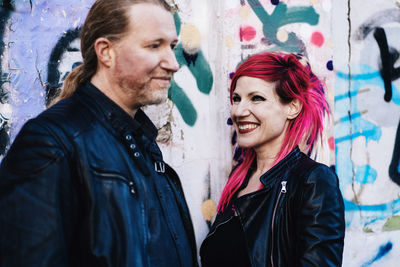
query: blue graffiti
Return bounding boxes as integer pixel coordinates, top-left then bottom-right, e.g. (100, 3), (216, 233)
(361, 242), (393, 267)
(336, 70), (400, 104)
(335, 64), (400, 225)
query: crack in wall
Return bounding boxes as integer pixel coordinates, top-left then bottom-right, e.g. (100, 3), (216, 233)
(346, 0), (360, 209)
(35, 56), (45, 90)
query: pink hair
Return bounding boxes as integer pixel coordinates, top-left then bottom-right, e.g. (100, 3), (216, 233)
(217, 52), (329, 212)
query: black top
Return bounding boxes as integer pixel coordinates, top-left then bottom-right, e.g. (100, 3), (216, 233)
(200, 204), (251, 267)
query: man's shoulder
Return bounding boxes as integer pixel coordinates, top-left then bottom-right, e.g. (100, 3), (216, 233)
(35, 96), (97, 136)
(1, 97), (101, 175)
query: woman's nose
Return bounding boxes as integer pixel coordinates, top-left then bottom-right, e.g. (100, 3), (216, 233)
(231, 101), (251, 117)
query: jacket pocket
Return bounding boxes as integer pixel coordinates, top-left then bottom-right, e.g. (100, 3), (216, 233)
(90, 166), (136, 195)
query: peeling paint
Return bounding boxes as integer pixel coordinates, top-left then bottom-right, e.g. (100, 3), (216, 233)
(156, 122), (172, 144)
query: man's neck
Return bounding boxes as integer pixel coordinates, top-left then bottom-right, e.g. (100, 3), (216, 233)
(90, 73), (138, 117)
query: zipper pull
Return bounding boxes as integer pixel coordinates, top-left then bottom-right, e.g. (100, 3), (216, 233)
(281, 181), (287, 193)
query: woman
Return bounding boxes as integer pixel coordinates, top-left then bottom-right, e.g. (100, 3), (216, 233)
(200, 52), (345, 267)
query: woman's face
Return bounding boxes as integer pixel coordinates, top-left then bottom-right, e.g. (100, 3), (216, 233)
(230, 76), (292, 153)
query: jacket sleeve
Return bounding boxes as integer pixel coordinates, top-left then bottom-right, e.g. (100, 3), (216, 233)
(297, 165), (345, 267)
(0, 120), (76, 266)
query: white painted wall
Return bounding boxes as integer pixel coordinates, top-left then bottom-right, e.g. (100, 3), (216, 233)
(1, 0), (400, 265)
(333, 0), (400, 265)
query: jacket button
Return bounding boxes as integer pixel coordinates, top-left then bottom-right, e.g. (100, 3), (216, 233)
(130, 144), (136, 150)
(134, 152), (140, 157)
(126, 135), (132, 141)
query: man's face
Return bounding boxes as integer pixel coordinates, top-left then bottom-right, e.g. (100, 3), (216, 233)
(111, 3), (179, 108)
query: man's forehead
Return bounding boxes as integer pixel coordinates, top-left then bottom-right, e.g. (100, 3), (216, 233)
(127, 4), (174, 26)
(127, 3), (177, 39)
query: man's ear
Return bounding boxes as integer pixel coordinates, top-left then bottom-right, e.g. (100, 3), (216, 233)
(94, 37), (114, 68)
(287, 98), (302, 120)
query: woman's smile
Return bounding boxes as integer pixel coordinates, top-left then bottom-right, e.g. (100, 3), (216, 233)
(237, 121), (259, 134)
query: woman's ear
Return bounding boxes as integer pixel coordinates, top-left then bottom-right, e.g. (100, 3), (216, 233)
(94, 37), (114, 68)
(287, 98), (302, 119)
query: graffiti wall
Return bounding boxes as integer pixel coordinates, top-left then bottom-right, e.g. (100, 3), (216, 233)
(1, 0), (399, 266)
(333, 0), (400, 265)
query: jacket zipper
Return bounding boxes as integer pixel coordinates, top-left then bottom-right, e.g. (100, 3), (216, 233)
(270, 181), (287, 267)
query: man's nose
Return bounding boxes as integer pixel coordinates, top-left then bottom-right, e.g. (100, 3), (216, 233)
(161, 47), (179, 72)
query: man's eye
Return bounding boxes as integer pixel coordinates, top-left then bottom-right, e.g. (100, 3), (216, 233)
(232, 96), (241, 103)
(252, 95), (265, 101)
(170, 43), (177, 50)
(149, 43), (160, 49)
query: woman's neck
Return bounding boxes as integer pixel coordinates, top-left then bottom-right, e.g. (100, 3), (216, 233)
(253, 143), (282, 174)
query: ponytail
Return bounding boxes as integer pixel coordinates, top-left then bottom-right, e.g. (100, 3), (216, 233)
(49, 63), (95, 106)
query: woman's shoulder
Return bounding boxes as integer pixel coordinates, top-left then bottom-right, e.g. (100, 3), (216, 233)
(293, 153), (339, 187)
(292, 153), (340, 195)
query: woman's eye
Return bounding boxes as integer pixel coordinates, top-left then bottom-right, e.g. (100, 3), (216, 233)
(252, 95), (265, 101)
(232, 95), (241, 103)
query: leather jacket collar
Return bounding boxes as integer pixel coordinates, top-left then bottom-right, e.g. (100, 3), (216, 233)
(259, 147), (302, 188)
(207, 147), (303, 233)
(76, 81), (158, 141)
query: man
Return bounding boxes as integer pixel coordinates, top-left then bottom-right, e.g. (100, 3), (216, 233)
(0, 0), (197, 266)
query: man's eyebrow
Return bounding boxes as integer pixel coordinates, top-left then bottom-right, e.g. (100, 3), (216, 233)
(145, 37), (178, 43)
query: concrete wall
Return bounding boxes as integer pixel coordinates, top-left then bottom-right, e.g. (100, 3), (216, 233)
(333, 0), (400, 265)
(0, 0), (399, 265)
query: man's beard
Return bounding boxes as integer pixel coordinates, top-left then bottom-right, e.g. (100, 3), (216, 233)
(146, 85), (169, 105)
(119, 77), (169, 107)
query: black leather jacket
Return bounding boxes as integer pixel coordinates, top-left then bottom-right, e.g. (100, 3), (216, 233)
(0, 82), (197, 266)
(201, 148), (345, 267)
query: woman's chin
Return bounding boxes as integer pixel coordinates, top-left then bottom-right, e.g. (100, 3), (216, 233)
(236, 143), (255, 149)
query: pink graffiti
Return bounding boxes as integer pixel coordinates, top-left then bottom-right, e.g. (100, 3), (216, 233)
(311, 31), (324, 47)
(240, 25), (257, 42)
(328, 136), (335, 150)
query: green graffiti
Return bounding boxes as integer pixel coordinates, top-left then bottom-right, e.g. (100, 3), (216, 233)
(382, 216), (400, 231)
(174, 44), (213, 95)
(174, 12), (181, 34)
(168, 13), (213, 126)
(363, 227), (374, 233)
(247, 0), (319, 52)
(168, 81), (197, 126)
